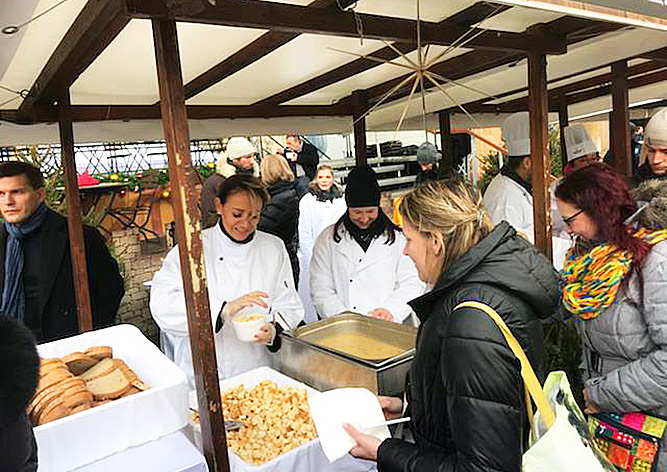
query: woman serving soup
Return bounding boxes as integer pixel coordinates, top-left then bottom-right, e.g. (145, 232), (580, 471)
(150, 174), (304, 385)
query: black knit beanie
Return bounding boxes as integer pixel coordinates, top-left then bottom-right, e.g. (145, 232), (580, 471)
(345, 166), (380, 208)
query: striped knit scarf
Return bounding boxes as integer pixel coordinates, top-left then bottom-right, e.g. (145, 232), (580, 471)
(562, 228), (667, 319)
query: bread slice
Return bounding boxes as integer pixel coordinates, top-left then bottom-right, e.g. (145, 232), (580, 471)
(84, 346), (113, 360)
(80, 357), (115, 381)
(36, 368), (73, 393)
(120, 385), (142, 398)
(70, 403), (92, 415)
(62, 352), (99, 376)
(29, 377), (84, 417)
(62, 390), (94, 409)
(39, 401), (71, 426)
(85, 367), (132, 400)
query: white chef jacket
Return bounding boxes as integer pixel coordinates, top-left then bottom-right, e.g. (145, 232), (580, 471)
(297, 193), (347, 322)
(310, 224), (424, 322)
(483, 173), (571, 270)
(150, 225), (304, 387)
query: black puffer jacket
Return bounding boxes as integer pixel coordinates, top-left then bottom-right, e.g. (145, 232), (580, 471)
(377, 222), (560, 472)
(258, 180), (300, 283)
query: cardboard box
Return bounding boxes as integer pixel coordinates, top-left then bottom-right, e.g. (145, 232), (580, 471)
(189, 366), (376, 472)
(35, 324), (189, 472)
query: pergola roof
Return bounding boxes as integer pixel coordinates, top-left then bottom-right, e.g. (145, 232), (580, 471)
(1, 0), (666, 145)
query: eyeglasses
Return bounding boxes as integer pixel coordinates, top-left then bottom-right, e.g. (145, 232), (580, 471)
(562, 210), (583, 227)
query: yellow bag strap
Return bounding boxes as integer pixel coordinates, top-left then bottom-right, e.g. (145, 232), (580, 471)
(454, 301), (556, 429)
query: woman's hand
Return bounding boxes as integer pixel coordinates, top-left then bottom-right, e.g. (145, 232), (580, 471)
(221, 291), (268, 320)
(368, 308), (394, 322)
(378, 396), (403, 420)
(253, 322), (276, 345)
(342, 423), (381, 461)
(583, 388), (599, 414)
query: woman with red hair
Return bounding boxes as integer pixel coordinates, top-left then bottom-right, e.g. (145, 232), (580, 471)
(555, 163), (667, 469)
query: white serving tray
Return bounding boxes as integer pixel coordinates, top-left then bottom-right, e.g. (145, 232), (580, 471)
(36, 324), (189, 472)
(189, 366), (376, 472)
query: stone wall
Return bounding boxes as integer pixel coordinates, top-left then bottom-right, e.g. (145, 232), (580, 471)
(111, 228), (167, 345)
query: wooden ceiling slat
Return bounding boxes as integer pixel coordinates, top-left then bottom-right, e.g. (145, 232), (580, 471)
(18, 0), (130, 121)
(178, 0), (355, 102)
(126, 0), (565, 53)
(254, 2), (510, 107)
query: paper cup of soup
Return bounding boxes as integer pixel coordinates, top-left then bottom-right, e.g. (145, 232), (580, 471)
(232, 310), (267, 342)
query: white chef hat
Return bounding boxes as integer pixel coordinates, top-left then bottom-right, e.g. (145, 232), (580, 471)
(645, 108), (667, 147)
(564, 124), (598, 162)
(502, 112), (531, 157)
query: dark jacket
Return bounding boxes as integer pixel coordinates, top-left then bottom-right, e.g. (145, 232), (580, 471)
(377, 222), (560, 472)
(633, 161), (667, 187)
(200, 172), (226, 229)
(415, 164), (444, 185)
(258, 180), (300, 283)
(0, 315), (39, 472)
(292, 141), (319, 180)
(0, 208), (125, 343)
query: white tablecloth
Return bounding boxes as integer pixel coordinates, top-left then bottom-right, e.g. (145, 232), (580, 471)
(72, 431), (208, 472)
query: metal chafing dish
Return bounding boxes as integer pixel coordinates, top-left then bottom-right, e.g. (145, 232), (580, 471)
(274, 313), (417, 396)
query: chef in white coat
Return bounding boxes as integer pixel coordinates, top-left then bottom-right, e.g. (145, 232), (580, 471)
(310, 166), (424, 323)
(298, 164), (347, 323)
(482, 112), (570, 270)
(150, 174), (304, 386)
(550, 124), (600, 238)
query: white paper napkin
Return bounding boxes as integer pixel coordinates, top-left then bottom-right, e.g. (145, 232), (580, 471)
(308, 387), (391, 463)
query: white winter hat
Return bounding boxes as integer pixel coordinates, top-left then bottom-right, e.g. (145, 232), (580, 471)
(225, 137), (256, 160)
(564, 124), (598, 162)
(645, 108), (667, 147)
(502, 112), (531, 157)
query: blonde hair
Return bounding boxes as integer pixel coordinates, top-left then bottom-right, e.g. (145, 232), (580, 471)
(260, 154), (294, 186)
(399, 178), (493, 277)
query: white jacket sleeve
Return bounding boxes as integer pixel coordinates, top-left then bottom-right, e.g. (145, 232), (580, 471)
(149, 245), (225, 336)
(380, 246), (425, 322)
(272, 243), (305, 330)
(310, 232), (347, 318)
(150, 246), (190, 337)
(298, 197), (315, 270)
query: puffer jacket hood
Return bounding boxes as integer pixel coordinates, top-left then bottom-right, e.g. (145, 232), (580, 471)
(632, 179), (667, 230)
(412, 221), (561, 321)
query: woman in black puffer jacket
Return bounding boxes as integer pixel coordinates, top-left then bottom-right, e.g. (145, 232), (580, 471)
(345, 178), (561, 472)
(259, 154), (300, 284)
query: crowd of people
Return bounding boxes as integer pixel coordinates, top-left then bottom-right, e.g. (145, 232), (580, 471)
(4, 107), (667, 470)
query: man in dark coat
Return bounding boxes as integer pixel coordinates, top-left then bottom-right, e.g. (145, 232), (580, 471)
(280, 134), (319, 197)
(0, 315), (39, 472)
(0, 161), (124, 342)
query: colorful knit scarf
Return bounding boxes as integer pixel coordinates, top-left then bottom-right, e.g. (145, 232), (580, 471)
(561, 228), (667, 319)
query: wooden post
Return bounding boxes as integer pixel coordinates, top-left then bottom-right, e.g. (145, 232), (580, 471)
(611, 61), (632, 176)
(152, 19), (229, 472)
(58, 89), (93, 333)
(352, 90), (367, 166)
(557, 95), (569, 172)
(528, 52), (552, 261)
(439, 110), (454, 175)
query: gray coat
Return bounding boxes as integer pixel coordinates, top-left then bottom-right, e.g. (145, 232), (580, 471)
(579, 240), (667, 469)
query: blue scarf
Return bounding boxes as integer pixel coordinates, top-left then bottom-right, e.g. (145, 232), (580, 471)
(1, 203), (48, 322)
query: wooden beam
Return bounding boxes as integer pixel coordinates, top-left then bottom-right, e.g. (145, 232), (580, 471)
(528, 52), (552, 261)
(557, 95), (569, 172)
(127, 0), (564, 53)
(152, 18), (228, 472)
(352, 91), (367, 166)
(19, 0), (130, 121)
(254, 2), (511, 106)
(439, 111), (454, 175)
(611, 61), (632, 177)
(58, 89), (94, 333)
(18, 104), (351, 123)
